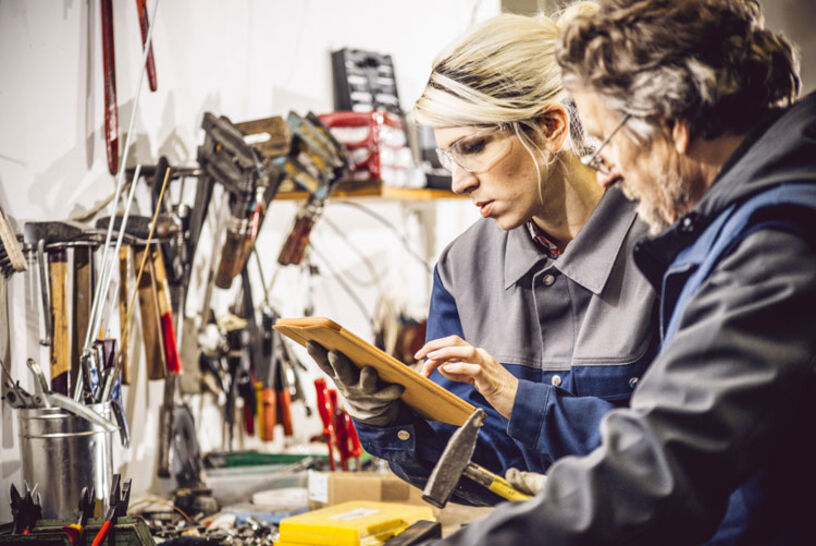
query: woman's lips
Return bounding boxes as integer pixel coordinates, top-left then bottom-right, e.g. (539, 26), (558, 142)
(476, 200), (494, 218)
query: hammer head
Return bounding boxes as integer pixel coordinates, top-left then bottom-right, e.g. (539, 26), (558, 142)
(422, 408), (486, 508)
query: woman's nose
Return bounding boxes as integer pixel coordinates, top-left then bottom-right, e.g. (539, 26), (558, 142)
(450, 164), (479, 194)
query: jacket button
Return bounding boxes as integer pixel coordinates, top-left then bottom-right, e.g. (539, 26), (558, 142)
(551, 375), (562, 387)
(397, 430), (411, 441)
(680, 213), (698, 233)
(629, 377), (639, 389)
(542, 274), (556, 286)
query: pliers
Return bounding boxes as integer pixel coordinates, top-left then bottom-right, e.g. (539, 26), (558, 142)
(9, 482), (42, 535)
(62, 486), (95, 545)
(0, 358), (35, 409)
(91, 474), (131, 546)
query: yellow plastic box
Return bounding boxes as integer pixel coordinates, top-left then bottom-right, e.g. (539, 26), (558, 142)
(275, 500), (435, 546)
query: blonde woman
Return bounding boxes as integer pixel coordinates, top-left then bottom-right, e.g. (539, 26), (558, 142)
(308, 7), (659, 504)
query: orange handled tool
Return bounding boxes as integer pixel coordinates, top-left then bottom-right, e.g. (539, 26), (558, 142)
(92, 474), (131, 546)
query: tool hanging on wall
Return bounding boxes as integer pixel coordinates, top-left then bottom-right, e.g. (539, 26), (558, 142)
(275, 111), (349, 267)
(83, 0), (160, 402)
(134, 0), (158, 92)
(197, 113), (269, 290)
(47, 247), (71, 395)
(222, 316), (248, 449)
(314, 378), (337, 471)
(0, 204), (26, 278)
(100, 0), (119, 175)
(72, 246), (94, 390)
(134, 245), (167, 380)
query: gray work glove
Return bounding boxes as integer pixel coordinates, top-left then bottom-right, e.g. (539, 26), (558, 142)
(505, 467), (547, 496)
(306, 341), (405, 427)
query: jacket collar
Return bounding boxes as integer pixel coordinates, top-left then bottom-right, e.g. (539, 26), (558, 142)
(504, 187), (638, 293)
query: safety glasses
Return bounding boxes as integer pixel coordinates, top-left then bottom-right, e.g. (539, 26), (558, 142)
(435, 127), (514, 174)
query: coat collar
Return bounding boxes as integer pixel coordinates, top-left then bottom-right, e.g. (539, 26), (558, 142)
(504, 187), (638, 294)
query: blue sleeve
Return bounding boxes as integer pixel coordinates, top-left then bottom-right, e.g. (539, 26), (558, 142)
(507, 379), (614, 460)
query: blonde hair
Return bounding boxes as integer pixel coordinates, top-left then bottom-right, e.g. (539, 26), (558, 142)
(414, 4), (598, 162)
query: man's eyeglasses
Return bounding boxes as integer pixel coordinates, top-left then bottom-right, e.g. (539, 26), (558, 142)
(581, 113), (631, 175)
(436, 127), (514, 174)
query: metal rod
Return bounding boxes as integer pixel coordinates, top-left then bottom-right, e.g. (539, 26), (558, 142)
(37, 239), (52, 346)
(83, 0), (161, 355)
(98, 164), (142, 338)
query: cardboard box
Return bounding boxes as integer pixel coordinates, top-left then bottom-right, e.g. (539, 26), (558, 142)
(307, 471), (427, 509)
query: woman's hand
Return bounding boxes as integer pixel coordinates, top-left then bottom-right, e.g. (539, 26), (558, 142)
(415, 336), (518, 419)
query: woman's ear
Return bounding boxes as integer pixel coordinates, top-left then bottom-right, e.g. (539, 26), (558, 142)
(537, 105), (569, 154)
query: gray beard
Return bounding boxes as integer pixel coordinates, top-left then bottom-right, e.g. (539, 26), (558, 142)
(631, 151), (707, 236)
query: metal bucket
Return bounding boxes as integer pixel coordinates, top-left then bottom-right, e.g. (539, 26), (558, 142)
(18, 403), (113, 519)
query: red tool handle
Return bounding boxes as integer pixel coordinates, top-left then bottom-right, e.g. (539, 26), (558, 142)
(152, 248), (181, 374)
(62, 524), (82, 545)
(92, 520), (112, 546)
(314, 378), (336, 471)
(100, 0), (119, 175)
(275, 357), (293, 437)
(134, 0), (157, 91)
(329, 389), (349, 470)
(243, 400), (255, 435)
(343, 411), (363, 457)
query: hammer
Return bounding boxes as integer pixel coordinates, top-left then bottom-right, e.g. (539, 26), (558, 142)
(422, 408), (532, 508)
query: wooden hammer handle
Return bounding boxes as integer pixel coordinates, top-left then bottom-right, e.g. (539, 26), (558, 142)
(49, 248), (71, 395)
(134, 246), (166, 380)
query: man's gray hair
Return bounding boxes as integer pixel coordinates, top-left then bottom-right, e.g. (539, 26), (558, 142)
(556, 0), (801, 143)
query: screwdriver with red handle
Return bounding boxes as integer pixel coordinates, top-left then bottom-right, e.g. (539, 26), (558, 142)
(314, 378), (336, 471)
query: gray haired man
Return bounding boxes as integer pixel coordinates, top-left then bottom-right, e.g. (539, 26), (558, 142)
(430, 0), (816, 544)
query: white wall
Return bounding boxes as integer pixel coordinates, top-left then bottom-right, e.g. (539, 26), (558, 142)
(0, 0), (494, 521)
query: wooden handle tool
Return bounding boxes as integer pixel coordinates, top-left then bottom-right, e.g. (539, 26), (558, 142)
(72, 246), (94, 396)
(49, 248), (71, 395)
(150, 246), (181, 374)
(134, 246), (166, 380)
(118, 245), (132, 384)
(100, 0), (119, 175)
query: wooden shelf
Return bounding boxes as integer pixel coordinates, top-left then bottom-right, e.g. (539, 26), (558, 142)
(274, 186), (466, 201)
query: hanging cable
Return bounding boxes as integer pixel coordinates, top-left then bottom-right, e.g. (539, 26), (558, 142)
(307, 242), (374, 327)
(318, 215), (386, 293)
(329, 199), (433, 274)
